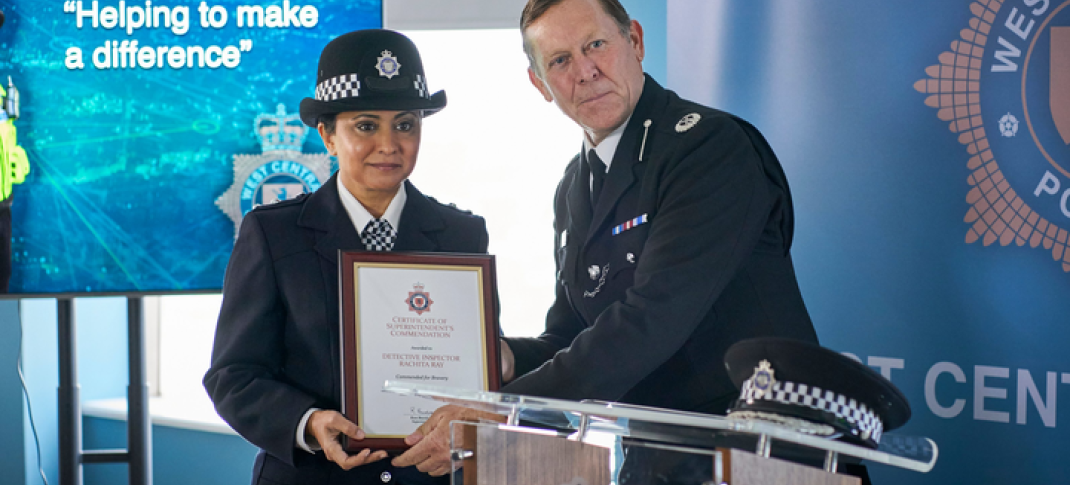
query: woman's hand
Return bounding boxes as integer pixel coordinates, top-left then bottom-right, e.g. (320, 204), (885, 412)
(306, 410), (388, 470)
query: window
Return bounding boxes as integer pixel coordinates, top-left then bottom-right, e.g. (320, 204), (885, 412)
(153, 29), (580, 414)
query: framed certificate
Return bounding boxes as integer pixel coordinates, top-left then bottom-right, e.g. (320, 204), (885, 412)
(339, 251), (501, 451)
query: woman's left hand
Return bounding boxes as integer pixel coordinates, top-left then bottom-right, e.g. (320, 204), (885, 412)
(307, 409), (388, 470)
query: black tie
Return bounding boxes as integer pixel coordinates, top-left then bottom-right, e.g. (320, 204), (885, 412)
(588, 149), (607, 205)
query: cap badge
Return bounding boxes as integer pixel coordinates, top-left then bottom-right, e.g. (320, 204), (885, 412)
(675, 112), (701, 133)
(749, 359), (776, 403)
(376, 50), (401, 79)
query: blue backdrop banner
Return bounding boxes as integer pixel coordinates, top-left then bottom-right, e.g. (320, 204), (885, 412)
(667, 0), (1070, 483)
(0, 0), (379, 294)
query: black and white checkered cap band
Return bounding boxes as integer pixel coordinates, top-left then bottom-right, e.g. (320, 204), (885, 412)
(316, 74), (361, 101)
(739, 377), (885, 444)
(414, 74), (429, 99)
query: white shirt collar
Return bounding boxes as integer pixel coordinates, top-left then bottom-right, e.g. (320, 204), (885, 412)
(337, 179), (407, 235)
(583, 112), (633, 173)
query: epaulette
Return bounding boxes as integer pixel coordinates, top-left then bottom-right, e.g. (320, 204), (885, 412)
(427, 195), (474, 215)
(251, 192), (310, 211)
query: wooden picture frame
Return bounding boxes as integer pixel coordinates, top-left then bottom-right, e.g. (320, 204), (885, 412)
(339, 251), (501, 451)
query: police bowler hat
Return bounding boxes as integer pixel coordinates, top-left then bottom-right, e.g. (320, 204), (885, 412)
(299, 29), (446, 127)
(723, 337), (911, 449)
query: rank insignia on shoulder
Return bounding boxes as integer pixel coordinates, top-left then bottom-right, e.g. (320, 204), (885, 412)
(612, 213), (648, 235)
(675, 113), (702, 133)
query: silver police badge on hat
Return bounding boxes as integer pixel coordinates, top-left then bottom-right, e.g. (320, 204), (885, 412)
(675, 112), (701, 133)
(748, 359), (777, 403)
(376, 50), (401, 79)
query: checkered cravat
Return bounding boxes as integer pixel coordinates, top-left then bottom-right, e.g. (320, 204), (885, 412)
(361, 218), (396, 251)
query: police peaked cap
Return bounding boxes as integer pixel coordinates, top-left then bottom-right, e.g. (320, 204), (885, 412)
(300, 29), (446, 127)
(723, 337), (911, 449)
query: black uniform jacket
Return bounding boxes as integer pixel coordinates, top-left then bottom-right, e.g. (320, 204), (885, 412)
(502, 76), (818, 414)
(204, 175), (487, 485)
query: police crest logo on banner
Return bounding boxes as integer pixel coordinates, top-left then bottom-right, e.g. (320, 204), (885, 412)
(915, 0), (1070, 272)
(216, 104), (332, 238)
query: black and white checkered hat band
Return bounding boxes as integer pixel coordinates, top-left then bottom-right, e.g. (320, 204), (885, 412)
(316, 74), (361, 101)
(414, 74), (429, 99)
(739, 378), (885, 444)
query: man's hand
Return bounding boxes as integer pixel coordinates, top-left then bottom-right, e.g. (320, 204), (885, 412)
(306, 410), (388, 470)
(391, 405), (506, 476)
(501, 339), (516, 383)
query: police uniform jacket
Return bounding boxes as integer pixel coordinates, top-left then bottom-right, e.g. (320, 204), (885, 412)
(502, 76), (818, 414)
(204, 175), (487, 485)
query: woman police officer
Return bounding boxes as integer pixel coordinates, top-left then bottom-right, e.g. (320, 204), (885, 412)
(204, 30), (487, 485)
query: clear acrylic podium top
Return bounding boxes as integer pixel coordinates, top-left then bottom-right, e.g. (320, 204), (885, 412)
(383, 380), (937, 473)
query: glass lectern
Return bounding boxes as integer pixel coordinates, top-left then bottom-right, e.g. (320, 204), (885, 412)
(384, 381), (937, 485)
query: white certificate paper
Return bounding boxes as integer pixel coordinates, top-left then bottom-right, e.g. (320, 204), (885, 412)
(354, 264), (489, 437)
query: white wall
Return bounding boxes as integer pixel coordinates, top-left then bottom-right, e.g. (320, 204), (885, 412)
(385, 0), (529, 30)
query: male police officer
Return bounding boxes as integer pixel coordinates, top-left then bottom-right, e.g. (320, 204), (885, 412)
(394, 0), (818, 476)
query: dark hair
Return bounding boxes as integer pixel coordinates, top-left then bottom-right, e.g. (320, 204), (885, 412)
(520, 0), (631, 65)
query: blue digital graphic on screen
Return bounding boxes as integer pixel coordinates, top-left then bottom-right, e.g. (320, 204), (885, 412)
(0, 0), (379, 294)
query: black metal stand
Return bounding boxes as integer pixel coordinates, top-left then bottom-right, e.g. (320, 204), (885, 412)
(126, 297), (153, 484)
(57, 298), (80, 485)
(57, 296), (153, 485)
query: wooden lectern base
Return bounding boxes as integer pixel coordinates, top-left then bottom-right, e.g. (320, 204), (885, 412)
(461, 424), (860, 485)
(720, 448), (861, 485)
(463, 425), (611, 485)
